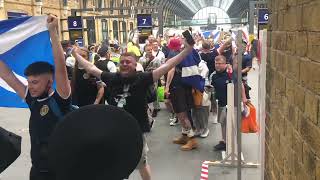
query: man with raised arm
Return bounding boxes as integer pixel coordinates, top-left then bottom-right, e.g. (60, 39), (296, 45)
(71, 37), (194, 180)
(0, 15), (71, 180)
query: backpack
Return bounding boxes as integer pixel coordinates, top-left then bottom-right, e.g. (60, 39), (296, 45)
(95, 59), (111, 72)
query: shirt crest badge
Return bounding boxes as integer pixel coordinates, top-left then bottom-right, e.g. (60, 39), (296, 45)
(40, 105), (49, 116)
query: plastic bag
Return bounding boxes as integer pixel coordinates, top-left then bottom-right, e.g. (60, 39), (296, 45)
(241, 102), (259, 133)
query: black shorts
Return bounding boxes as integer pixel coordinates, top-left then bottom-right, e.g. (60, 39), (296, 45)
(30, 166), (55, 180)
(169, 86), (194, 113)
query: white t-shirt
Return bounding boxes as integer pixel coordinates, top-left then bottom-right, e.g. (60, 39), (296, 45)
(66, 56), (75, 68)
(136, 62), (144, 72)
(153, 50), (166, 64)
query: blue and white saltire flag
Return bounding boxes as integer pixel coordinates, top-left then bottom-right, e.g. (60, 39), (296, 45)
(202, 31), (211, 39)
(0, 16), (54, 108)
(212, 30), (220, 43)
(180, 48), (205, 92)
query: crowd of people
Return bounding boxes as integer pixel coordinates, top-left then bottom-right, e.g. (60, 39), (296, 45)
(0, 15), (255, 180)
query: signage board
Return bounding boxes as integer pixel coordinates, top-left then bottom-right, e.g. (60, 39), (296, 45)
(258, 9), (269, 24)
(137, 14), (152, 27)
(67, 16), (83, 30)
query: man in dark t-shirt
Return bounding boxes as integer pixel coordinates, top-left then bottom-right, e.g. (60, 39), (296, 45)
(0, 15), (71, 180)
(100, 71), (153, 132)
(200, 40), (219, 76)
(72, 39), (194, 180)
(209, 55), (229, 151)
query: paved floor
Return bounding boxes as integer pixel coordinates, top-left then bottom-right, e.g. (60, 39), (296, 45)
(0, 61), (262, 180)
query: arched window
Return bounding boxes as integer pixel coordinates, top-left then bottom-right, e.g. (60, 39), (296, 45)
(101, 19), (108, 41)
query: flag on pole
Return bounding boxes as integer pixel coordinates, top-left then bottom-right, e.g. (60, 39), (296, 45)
(180, 49), (205, 92)
(202, 31), (211, 39)
(0, 16), (53, 108)
(212, 30), (220, 43)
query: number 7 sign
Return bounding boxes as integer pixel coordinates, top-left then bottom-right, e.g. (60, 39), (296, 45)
(137, 14), (152, 27)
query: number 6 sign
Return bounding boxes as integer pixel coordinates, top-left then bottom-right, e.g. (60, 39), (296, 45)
(258, 9), (269, 24)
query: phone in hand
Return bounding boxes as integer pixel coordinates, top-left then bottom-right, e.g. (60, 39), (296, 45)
(182, 30), (195, 46)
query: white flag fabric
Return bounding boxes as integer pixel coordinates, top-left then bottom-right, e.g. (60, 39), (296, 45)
(0, 16), (54, 108)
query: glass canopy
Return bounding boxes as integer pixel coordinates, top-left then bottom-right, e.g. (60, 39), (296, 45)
(179, 0), (234, 14)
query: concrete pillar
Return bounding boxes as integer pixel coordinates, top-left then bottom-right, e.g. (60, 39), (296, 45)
(63, 6), (69, 18)
(158, 7), (163, 36)
(249, 1), (255, 34)
(0, 0), (5, 20)
(34, 1), (43, 16)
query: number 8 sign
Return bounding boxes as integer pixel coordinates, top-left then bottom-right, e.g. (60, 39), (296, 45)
(67, 16), (83, 30)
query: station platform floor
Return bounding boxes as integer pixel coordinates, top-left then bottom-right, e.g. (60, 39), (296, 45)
(0, 61), (262, 180)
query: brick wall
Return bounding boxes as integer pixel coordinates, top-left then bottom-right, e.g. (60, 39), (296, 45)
(266, 0), (320, 179)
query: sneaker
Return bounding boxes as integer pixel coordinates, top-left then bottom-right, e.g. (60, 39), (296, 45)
(200, 128), (210, 138)
(214, 141), (226, 151)
(187, 128), (195, 138)
(194, 129), (202, 137)
(169, 118), (179, 126)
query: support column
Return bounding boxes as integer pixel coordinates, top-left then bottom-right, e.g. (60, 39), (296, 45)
(249, 0), (255, 34)
(34, 0), (43, 16)
(63, 0), (68, 17)
(158, 6), (163, 35)
(63, 6), (69, 17)
(0, 0), (5, 20)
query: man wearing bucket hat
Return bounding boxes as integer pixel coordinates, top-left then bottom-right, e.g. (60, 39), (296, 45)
(72, 34), (194, 180)
(48, 105), (144, 180)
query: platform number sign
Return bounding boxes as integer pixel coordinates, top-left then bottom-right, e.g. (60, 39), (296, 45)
(67, 16), (83, 30)
(137, 14), (152, 27)
(258, 9), (269, 24)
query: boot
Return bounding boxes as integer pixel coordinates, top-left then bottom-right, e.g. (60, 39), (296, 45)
(173, 134), (188, 145)
(181, 137), (198, 151)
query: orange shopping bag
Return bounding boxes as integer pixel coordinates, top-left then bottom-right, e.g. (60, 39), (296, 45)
(241, 102), (259, 133)
(192, 88), (203, 107)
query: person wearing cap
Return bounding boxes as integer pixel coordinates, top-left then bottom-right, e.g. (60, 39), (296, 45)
(94, 45), (117, 105)
(109, 44), (121, 66)
(165, 37), (198, 150)
(71, 47), (105, 106)
(95, 46), (117, 73)
(72, 36), (194, 180)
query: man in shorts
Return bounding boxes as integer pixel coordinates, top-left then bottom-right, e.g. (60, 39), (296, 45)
(72, 37), (194, 180)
